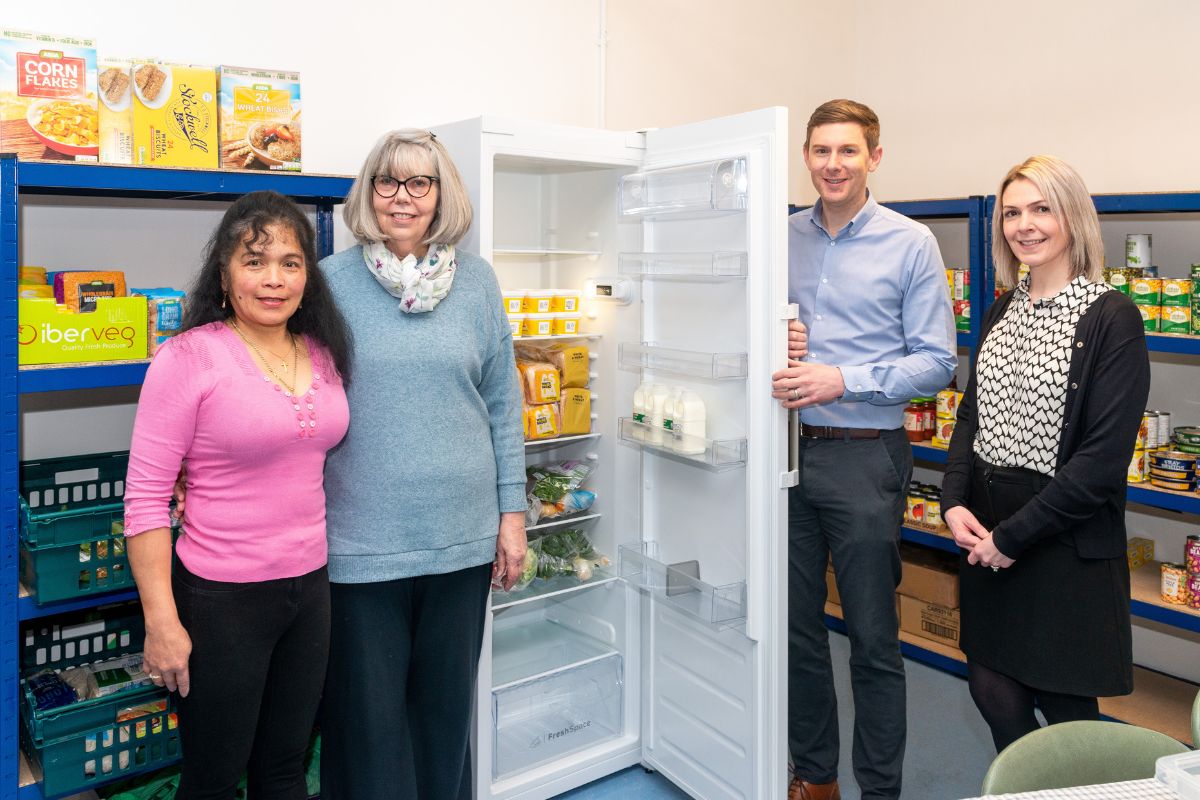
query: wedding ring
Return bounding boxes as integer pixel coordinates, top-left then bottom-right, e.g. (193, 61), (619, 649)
(149, 673), (162, 680)
(791, 388), (801, 400)
(990, 566), (999, 573)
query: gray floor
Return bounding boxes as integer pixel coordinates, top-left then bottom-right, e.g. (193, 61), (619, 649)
(556, 630), (997, 799)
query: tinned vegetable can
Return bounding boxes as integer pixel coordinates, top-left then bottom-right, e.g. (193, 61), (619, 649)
(1151, 410), (1171, 451)
(1161, 278), (1193, 306)
(1186, 535), (1200, 575)
(1162, 562), (1188, 605)
(1131, 277), (1162, 306)
(1187, 574), (1200, 610)
(1138, 304), (1161, 333)
(1126, 234), (1152, 270)
(1142, 412), (1158, 449)
(1128, 449), (1148, 483)
(1160, 306), (1192, 335)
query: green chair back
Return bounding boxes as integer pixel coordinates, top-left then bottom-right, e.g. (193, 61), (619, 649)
(981, 720), (1189, 794)
(1192, 690), (1200, 749)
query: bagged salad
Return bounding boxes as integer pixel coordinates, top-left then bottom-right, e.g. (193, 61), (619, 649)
(526, 459), (596, 526)
(512, 528), (611, 591)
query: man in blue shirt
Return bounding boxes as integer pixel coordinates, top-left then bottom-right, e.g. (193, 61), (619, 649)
(772, 100), (957, 800)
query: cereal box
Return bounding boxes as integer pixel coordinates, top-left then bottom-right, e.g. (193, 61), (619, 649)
(0, 29), (98, 161)
(132, 62), (218, 168)
(97, 58), (133, 164)
(218, 65), (301, 171)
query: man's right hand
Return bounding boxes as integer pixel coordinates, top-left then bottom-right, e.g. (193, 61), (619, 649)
(788, 320), (809, 365)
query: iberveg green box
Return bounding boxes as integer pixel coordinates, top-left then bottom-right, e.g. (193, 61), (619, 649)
(18, 297), (147, 365)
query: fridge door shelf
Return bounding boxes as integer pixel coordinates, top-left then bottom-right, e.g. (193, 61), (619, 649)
(492, 618), (618, 690)
(618, 251), (747, 281)
(492, 564), (618, 612)
(618, 342), (748, 380)
(492, 651), (624, 780)
(618, 157), (748, 219)
(618, 542), (747, 628)
(617, 417), (747, 470)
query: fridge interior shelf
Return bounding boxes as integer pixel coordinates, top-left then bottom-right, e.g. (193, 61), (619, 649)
(527, 513), (602, 533)
(492, 564), (618, 612)
(491, 618), (617, 689)
(524, 433), (601, 451)
(617, 417), (747, 470)
(618, 543), (747, 627)
(618, 251), (748, 281)
(493, 248), (602, 258)
(618, 342), (748, 379)
(618, 157), (748, 219)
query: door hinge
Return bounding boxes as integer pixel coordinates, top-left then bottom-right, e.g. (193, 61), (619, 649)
(780, 469), (799, 488)
(781, 303), (799, 320)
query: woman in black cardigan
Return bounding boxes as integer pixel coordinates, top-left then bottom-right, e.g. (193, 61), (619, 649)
(942, 155), (1149, 753)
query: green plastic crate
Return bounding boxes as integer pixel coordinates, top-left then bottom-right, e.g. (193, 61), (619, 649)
(19, 451), (129, 548)
(21, 608), (180, 796)
(21, 529), (134, 605)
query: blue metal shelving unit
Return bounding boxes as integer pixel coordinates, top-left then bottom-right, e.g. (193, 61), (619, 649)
(911, 443), (949, 465)
(2, 156), (353, 799)
(900, 525), (958, 555)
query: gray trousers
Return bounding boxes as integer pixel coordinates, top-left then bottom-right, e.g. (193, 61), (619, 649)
(788, 428), (910, 800)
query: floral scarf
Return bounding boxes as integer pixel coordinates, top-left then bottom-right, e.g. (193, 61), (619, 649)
(363, 242), (457, 313)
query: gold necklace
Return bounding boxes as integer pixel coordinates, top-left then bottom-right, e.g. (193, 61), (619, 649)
(230, 319), (297, 394)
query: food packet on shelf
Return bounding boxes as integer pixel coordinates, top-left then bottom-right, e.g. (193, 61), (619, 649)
(527, 489), (595, 527)
(131, 288), (186, 355)
(517, 342), (589, 389)
(61, 665), (99, 701)
(533, 529), (610, 582)
(559, 388), (591, 435)
(91, 653), (150, 697)
(58, 270), (128, 312)
(27, 670), (77, 711)
(524, 403), (560, 441)
(517, 359), (560, 404)
(527, 459), (594, 501)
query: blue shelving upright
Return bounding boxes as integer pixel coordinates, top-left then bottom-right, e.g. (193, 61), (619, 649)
(1, 156), (353, 799)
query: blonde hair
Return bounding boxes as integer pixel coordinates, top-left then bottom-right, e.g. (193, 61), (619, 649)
(805, 99), (880, 152)
(343, 129), (473, 247)
(993, 155), (1104, 288)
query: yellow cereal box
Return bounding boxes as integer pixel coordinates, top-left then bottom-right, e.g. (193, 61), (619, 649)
(218, 65), (301, 171)
(132, 62), (218, 168)
(97, 58), (133, 164)
(0, 29), (98, 161)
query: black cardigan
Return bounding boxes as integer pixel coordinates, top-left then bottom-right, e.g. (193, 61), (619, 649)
(941, 288), (1150, 560)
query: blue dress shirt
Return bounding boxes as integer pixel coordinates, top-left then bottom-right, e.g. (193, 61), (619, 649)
(789, 194), (957, 429)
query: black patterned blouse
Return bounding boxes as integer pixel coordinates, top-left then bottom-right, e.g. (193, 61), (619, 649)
(974, 275), (1113, 476)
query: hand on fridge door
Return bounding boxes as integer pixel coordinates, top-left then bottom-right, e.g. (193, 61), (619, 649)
(493, 511), (528, 591)
(771, 362), (845, 409)
(787, 319), (809, 365)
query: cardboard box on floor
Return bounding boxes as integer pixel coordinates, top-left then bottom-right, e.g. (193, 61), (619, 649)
(899, 594), (961, 649)
(897, 541), (959, 608)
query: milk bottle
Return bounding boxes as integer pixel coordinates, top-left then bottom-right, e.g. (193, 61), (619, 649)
(672, 390), (707, 455)
(631, 382), (651, 441)
(647, 384), (672, 445)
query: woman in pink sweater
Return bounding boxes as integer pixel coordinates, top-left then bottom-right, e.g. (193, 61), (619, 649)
(123, 191), (352, 800)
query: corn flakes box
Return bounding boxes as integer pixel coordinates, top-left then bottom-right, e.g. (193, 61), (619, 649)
(0, 29), (98, 161)
(218, 65), (301, 171)
(132, 62), (218, 168)
(97, 58), (133, 164)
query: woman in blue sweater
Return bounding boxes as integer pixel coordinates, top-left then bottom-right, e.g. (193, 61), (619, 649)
(319, 129), (527, 799)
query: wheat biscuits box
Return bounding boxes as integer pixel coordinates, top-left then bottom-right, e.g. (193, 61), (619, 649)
(97, 58), (133, 164)
(218, 65), (301, 171)
(132, 61), (218, 168)
(0, 29), (98, 161)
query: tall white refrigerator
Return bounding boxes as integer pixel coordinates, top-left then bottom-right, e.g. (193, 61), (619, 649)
(433, 107), (791, 800)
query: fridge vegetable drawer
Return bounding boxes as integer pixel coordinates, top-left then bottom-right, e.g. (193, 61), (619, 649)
(492, 652), (623, 779)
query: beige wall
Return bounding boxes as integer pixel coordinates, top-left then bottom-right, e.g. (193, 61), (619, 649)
(607, 0), (1200, 204)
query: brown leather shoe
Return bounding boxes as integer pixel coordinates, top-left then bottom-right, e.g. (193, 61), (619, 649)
(787, 777), (841, 800)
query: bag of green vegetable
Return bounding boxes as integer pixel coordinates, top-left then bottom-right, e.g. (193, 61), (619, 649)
(530, 529), (611, 582)
(527, 460), (593, 501)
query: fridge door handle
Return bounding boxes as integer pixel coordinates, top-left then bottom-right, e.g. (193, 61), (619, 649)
(782, 410), (799, 488)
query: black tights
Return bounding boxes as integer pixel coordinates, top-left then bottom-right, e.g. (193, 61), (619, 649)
(968, 661), (1100, 753)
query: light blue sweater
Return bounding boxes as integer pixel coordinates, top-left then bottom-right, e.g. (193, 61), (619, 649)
(320, 245), (526, 583)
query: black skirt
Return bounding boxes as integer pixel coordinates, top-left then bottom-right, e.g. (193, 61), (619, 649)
(959, 456), (1133, 697)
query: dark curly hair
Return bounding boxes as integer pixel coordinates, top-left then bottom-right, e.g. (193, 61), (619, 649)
(182, 190), (352, 383)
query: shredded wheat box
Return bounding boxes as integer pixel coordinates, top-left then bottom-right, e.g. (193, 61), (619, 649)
(218, 65), (301, 171)
(0, 29), (98, 161)
(132, 61), (218, 168)
(97, 58), (133, 164)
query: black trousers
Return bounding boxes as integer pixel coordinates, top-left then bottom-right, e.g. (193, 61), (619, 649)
(173, 560), (330, 800)
(320, 563), (492, 800)
(788, 428), (910, 800)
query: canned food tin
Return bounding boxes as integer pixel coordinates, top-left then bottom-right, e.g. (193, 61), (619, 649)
(1161, 306), (1192, 335)
(1149, 476), (1196, 493)
(1192, 294), (1200, 334)
(1149, 450), (1198, 473)
(1161, 278), (1193, 306)
(1175, 427), (1200, 447)
(1187, 573), (1200, 610)
(1128, 449), (1148, 483)
(1131, 277), (1162, 306)
(1191, 264), (1200, 281)
(1149, 466), (1195, 482)
(1174, 443), (1200, 455)
(925, 496), (943, 528)
(1161, 562), (1188, 605)
(937, 389), (959, 419)
(1143, 412), (1158, 449)
(1151, 411), (1171, 450)
(1126, 234), (1152, 270)
(1134, 415), (1149, 450)
(906, 493), (925, 524)
(1138, 304), (1161, 332)
(1186, 535), (1200, 575)
(936, 418), (955, 441)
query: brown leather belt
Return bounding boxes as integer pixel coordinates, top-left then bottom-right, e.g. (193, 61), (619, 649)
(801, 424), (882, 440)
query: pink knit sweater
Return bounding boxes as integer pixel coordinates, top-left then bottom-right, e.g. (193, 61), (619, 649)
(123, 322), (349, 582)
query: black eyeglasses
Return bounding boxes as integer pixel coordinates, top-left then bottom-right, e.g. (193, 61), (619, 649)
(371, 175), (439, 199)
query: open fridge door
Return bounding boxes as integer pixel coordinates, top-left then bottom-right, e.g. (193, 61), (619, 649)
(615, 107), (789, 799)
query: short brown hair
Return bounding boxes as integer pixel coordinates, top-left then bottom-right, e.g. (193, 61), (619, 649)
(343, 129), (473, 248)
(805, 99), (880, 152)
(992, 155), (1104, 288)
